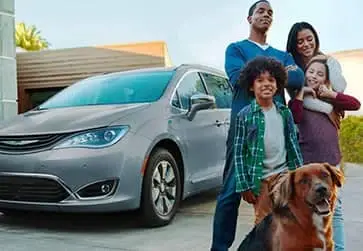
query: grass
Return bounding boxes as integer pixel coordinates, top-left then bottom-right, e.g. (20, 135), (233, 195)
(339, 115), (363, 165)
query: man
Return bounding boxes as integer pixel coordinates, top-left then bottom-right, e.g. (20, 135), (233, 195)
(210, 1), (304, 250)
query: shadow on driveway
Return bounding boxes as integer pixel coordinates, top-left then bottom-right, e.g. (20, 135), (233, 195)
(0, 189), (222, 233)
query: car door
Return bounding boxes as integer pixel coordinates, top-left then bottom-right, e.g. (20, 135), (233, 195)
(199, 72), (233, 179)
(169, 71), (226, 189)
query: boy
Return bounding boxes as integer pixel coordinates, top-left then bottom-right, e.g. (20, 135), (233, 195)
(234, 56), (303, 224)
(211, 1), (304, 249)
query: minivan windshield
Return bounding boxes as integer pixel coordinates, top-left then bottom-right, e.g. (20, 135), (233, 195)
(38, 70), (175, 109)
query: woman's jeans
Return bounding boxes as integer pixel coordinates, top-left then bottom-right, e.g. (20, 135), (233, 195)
(333, 187), (345, 251)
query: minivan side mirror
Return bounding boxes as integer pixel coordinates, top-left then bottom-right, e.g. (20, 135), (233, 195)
(186, 94), (216, 121)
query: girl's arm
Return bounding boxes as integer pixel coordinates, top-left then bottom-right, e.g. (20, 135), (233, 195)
(331, 93), (361, 111)
(318, 85), (361, 111)
(288, 88), (305, 124)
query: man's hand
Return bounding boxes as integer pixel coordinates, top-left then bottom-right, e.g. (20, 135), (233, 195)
(318, 85), (337, 99)
(241, 190), (257, 204)
(285, 65), (298, 72)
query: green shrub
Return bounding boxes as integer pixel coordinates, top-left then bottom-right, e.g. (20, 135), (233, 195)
(339, 115), (363, 164)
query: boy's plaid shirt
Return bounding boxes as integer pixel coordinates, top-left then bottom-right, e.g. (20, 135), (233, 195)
(234, 99), (303, 195)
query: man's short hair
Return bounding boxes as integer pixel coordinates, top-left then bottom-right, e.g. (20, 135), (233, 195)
(239, 56), (287, 98)
(248, 0), (270, 16)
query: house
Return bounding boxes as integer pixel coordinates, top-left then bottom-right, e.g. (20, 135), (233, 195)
(16, 41), (172, 113)
(330, 48), (363, 116)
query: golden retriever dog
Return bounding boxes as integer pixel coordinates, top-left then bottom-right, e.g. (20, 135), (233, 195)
(237, 162), (344, 251)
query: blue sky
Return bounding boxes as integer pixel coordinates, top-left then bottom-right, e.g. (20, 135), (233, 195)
(15, 0), (362, 71)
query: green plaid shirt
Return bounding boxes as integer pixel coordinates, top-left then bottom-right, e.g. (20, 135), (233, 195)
(234, 99), (303, 195)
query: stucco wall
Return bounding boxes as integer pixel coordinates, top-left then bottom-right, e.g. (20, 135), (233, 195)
(331, 49), (363, 116)
(0, 0), (18, 120)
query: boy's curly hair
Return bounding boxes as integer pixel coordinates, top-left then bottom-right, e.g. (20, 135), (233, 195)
(239, 56), (287, 98)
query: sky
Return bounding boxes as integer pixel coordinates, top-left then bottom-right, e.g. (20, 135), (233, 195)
(15, 0), (363, 71)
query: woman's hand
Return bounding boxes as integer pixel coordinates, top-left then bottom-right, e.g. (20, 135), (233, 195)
(318, 85), (337, 99)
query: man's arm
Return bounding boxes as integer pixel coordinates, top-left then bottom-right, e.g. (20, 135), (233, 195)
(234, 114), (252, 193)
(225, 43), (247, 87)
(284, 53), (305, 98)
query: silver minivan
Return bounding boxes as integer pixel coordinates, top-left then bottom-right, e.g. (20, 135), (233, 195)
(0, 64), (233, 227)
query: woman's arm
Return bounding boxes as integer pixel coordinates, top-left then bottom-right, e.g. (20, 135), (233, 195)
(327, 56), (347, 93)
(303, 96), (333, 114)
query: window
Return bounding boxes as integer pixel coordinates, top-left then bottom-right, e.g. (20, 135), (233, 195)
(39, 70), (175, 109)
(27, 87), (65, 110)
(171, 91), (181, 108)
(174, 72), (207, 110)
(200, 73), (232, 109)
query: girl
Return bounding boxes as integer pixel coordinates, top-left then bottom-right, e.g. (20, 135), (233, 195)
(289, 57), (361, 251)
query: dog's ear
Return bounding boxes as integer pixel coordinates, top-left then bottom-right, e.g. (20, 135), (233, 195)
(323, 162), (345, 187)
(271, 172), (295, 209)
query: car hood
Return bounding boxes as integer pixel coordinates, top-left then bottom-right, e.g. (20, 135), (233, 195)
(0, 104), (150, 135)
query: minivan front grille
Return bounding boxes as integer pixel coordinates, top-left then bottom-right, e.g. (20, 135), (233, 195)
(0, 176), (70, 203)
(0, 134), (69, 153)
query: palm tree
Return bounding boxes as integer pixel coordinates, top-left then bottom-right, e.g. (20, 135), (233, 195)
(15, 22), (50, 51)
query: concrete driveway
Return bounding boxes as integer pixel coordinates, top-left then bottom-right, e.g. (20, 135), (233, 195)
(0, 163), (362, 251)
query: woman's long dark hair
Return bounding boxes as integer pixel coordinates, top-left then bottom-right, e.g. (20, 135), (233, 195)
(286, 22), (321, 70)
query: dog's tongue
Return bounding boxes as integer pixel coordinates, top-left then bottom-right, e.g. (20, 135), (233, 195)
(316, 199), (330, 214)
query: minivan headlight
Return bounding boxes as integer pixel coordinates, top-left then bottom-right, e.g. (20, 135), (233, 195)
(54, 126), (129, 149)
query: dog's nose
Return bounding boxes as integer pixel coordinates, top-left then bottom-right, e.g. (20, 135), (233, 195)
(315, 185), (328, 196)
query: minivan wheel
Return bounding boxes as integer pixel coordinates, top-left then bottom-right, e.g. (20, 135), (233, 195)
(140, 148), (182, 227)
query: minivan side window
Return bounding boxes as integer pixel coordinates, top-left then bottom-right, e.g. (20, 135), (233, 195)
(171, 91), (181, 108)
(200, 73), (232, 109)
(173, 72), (207, 110)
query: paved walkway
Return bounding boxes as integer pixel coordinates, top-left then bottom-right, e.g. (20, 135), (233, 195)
(0, 163), (361, 250)
(176, 162), (363, 250)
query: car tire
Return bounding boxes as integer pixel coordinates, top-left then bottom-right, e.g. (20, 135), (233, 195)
(140, 147), (182, 228)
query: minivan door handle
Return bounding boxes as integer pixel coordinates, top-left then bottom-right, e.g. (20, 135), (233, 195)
(214, 120), (224, 127)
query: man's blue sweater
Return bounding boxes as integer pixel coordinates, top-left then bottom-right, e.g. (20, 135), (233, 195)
(225, 39), (304, 121)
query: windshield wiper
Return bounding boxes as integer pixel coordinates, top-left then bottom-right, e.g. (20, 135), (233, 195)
(32, 106), (48, 111)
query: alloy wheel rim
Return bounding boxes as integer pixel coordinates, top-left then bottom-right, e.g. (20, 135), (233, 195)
(151, 160), (177, 216)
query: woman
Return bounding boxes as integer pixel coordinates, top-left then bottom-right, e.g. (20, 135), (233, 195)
(286, 21), (347, 129)
(289, 57), (361, 251)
